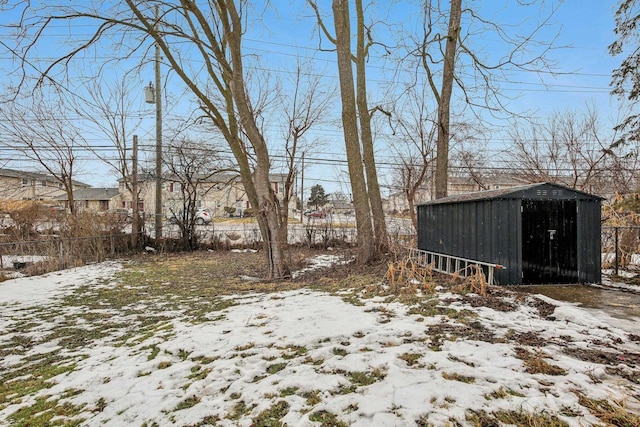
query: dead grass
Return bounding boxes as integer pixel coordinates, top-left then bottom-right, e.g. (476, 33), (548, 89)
(514, 347), (567, 376)
(466, 409), (569, 426)
(442, 371), (476, 383)
(3, 248), (640, 427)
(383, 257), (437, 294)
(574, 391), (640, 426)
(450, 265), (488, 296)
(308, 410), (348, 427)
(252, 400), (290, 426)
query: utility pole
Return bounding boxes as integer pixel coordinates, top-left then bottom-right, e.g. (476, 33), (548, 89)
(153, 4), (163, 240)
(300, 153), (305, 222)
(131, 135), (139, 248)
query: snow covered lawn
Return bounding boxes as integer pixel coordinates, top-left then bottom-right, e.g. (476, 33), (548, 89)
(0, 253), (638, 426)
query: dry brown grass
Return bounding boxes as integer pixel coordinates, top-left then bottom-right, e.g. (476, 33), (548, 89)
(383, 257), (437, 294)
(514, 347), (567, 376)
(466, 409), (569, 426)
(574, 390), (640, 426)
(450, 265), (488, 296)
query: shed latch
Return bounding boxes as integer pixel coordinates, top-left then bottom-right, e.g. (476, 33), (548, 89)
(547, 229), (556, 240)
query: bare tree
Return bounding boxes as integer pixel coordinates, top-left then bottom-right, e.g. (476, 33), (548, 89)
(448, 123), (491, 190)
(78, 77), (140, 184)
(389, 86), (438, 230)
(163, 137), (226, 250)
(434, 0), (461, 200)
(75, 76), (144, 245)
(9, 1), (296, 278)
(607, 139), (640, 195)
(0, 90), (83, 214)
(451, 151), (488, 190)
(308, 0), (389, 263)
(277, 61), (335, 246)
(353, 0), (389, 252)
(506, 107), (612, 191)
(410, 1), (561, 198)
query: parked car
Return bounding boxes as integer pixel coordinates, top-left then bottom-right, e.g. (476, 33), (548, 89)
(304, 210), (326, 219)
(196, 209), (212, 224)
(168, 208), (212, 225)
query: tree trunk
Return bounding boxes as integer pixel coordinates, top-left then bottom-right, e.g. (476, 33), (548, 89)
(407, 192), (418, 231)
(225, 1), (290, 279)
(434, 0), (462, 199)
(65, 180), (76, 216)
(255, 164), (290, 279)
(333, 0), (375, 264)
(355, 0), (388, 252)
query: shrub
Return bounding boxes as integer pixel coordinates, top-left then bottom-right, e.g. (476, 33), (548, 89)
(243, 208), (257, 217)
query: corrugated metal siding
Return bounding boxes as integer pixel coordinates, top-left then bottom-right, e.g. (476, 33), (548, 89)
(490, 199), (521, 284)
(417, 199), (521, 284)
(577, 199), (602, 283)
(416, 183), (601, 285)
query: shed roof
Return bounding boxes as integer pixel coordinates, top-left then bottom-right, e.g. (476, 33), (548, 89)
(55, 188), (120, 201)
(418, 182), (603, 206)
(328, 199), (353, 210)
(0, 167), (89, 187)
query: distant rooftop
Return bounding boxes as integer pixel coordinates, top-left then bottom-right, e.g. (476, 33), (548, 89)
(0, 167), (89, 187)
(55, 188), (119, 201)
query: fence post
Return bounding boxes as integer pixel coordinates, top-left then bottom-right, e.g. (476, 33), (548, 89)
(614, 226), (619, 276)
(58, 238), (64, 269)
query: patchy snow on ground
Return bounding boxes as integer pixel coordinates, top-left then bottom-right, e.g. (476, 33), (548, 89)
(0, 255), (53, 278)
(1, 254), (50, 265)
(0, 261), (121, 308)
(601, 270), (640, 293)
(0, 259), (638, 426)
(291, 254), (353, 279)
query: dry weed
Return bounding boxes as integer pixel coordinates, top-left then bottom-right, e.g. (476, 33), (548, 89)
(514, 347), (567, 376)
(450, 265), (488, 296)
(383, 257), (437, 295)
(573, 390), (640, 426)
(467, 265), (488, 296)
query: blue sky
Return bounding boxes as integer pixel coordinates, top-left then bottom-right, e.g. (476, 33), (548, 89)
(0, 0), (626, 197)
(509, 0), (618, 117)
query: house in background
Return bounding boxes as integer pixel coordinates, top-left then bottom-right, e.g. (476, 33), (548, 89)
(324, 198), (354, 215)
(117, 173), (289, 218)
(0, 168), (90, 201)
(198, 173), (289, 217)
(385, 174), (529, 214)
(54, 188), (121, 212)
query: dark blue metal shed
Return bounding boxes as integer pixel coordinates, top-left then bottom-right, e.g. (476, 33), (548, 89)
(416, 182), (602, 285)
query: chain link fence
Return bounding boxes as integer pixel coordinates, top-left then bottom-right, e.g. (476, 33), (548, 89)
(0, 233), (133, 276)
(602, 226), (640, 275)
(2, 220), (633, 279)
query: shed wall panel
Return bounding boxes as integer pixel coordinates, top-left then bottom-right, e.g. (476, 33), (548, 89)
(494, 199), (522, 284)
(577, 199), (601, 283)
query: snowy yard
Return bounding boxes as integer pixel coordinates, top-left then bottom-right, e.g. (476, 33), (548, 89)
(0, 252), (638, 426)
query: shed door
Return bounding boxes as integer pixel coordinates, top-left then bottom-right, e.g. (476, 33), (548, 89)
(522, 200), (578, 283)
